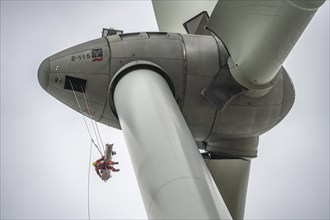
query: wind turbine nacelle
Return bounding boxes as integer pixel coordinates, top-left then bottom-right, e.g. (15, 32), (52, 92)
(38, 32), (294, 159)
(38, 32), (222, 128)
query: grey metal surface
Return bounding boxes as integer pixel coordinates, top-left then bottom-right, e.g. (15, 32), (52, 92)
(183, 11), (211, 35)
(202, 64), (247, 112)
(113, 69), (232, 219)
(206, 67), (294, 143)
(180, 34), (220, 140)
(202, 67), (295, 159)
(207, 0), (325, 90)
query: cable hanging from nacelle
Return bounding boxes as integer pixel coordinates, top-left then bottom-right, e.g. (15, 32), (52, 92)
(68, 80), (104, 157)
(80, 85), (106, 154)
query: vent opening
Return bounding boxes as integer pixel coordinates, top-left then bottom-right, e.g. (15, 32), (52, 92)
(147, 32), (169, 38)
(64, 75), (87, 93)
(119, 32), (142, 40)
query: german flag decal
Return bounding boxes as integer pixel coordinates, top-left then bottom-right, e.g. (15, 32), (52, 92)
(92, 48), (103, 62)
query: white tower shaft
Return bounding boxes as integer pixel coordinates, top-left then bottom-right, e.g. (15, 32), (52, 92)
(114, 69), (232, 219)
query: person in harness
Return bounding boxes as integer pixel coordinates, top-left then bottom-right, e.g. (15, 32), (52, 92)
(93, 157), (120, 178)
(93, 143), (119, 179)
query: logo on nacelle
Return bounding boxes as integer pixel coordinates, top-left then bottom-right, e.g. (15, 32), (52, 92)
(70, 48), (103, 62)
(92, 48), (103, 62)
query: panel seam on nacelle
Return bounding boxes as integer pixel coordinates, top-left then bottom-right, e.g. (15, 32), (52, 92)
(201, 35), (229, 143)
(202, 109), (218, 143)
(178, 33), (187, 110)
(98, 36), (113, 122)
(50, 72), (109, 75)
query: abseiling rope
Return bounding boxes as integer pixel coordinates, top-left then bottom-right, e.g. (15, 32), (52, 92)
(69, 82), (110, 220)
(81, 89), (109, 176)
(87, 139), (93, 220)
(81, 86), (105, 154)
(69, 80), (103, 157)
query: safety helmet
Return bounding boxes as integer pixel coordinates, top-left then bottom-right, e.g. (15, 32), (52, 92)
(92, 162), (96, 167)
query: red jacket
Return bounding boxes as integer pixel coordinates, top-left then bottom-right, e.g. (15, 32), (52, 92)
(94, 157), (116, 177)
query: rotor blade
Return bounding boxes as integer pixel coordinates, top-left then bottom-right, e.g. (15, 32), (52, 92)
(207, 0), (325, 90)
(204, 158), (251, 220)
(152, 0), (217, 33)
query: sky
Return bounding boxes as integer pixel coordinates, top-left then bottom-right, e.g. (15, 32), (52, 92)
(0, 1), (329, 220)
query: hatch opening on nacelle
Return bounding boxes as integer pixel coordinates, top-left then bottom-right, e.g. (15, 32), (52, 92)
(64, 75), (87, 93)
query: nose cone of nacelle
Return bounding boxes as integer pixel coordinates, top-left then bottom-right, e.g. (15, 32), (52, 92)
(38, 58), (50, 91)
(37, 37), (113, 124)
